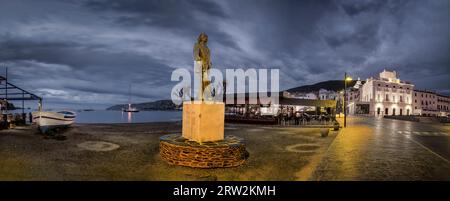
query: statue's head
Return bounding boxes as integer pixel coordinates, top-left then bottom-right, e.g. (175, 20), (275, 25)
(197, 32), (208, 44)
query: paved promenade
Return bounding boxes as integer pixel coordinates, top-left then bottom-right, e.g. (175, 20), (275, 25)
(311, 117), (450, 180)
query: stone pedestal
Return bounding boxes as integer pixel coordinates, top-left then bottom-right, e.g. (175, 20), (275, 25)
(182, 101), (224, 142)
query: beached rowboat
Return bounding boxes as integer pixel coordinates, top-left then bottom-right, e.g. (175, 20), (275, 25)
(32, 110), (76, 133)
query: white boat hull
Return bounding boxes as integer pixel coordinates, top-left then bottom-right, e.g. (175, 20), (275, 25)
(122, 103), (139, 112)
(32, 111), (76, 133)
(122, 109), (139, 112)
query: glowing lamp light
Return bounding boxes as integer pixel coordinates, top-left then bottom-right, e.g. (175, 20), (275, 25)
(345, 76), (353, 82)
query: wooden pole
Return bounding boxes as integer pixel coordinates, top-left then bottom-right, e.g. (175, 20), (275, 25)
(5, 67), (8, 114)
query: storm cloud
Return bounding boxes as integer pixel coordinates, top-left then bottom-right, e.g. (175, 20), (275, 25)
(0, 0), (449, 109)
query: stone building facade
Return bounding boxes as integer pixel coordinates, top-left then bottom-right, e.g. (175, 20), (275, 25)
(437, 94), (450, 116)
(413, 89), (450, 117)
(350, 70), (414, 116)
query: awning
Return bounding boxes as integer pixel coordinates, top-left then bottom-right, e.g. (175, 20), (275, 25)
(279, 97), (336, 108)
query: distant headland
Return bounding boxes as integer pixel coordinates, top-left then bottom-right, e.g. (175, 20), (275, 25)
(106, 100), (180, 111)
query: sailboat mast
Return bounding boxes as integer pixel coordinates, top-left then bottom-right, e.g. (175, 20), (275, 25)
(128, 84), (131, 109)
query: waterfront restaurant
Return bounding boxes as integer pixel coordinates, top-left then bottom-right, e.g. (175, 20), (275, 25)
(224, 93), (337, 124)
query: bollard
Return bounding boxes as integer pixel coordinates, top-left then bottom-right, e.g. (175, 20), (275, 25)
(320, 128), (329, 137)
(333, 122), (340, 131)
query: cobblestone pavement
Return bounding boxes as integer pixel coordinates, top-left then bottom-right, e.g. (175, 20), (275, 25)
(311, 117), (450, 180)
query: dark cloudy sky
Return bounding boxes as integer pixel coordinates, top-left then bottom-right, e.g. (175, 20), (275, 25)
(1, 0), (449, 109)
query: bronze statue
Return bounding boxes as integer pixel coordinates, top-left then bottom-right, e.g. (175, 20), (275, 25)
(193, 33), (211, 101)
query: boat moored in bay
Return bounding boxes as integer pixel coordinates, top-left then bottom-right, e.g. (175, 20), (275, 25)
(122, 103), (139, 113)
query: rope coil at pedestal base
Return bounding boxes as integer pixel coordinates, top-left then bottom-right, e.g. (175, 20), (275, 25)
(159, 134), (247, 168)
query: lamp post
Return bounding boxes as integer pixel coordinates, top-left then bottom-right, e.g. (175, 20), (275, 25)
(339, 91), (343, 118)
(344, 72), (352, 127)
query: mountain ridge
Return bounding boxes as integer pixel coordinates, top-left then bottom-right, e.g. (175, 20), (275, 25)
(107, 80), (358, 110)
(286, 80), (358, 93)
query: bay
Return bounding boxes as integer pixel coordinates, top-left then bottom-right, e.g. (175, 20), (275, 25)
(75, 110), (182, 124)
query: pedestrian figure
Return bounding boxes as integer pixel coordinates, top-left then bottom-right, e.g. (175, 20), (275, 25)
(295, 111), (301, 125)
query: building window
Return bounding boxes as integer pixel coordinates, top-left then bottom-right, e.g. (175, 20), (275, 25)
(415, 100), (417, 103)
(377, 108), (380, 115)
(393, 108), (396, 116)
(400, 109), (403, 116)
(400, 96), (403, 102)
(407, 109), (410, 115)
(385, 108), (388, 115)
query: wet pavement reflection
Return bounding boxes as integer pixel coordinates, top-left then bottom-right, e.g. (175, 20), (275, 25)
(311, 117), (450, 180)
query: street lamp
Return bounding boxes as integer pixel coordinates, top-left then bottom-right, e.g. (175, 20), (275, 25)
(344, 72), (352, 127)
(338, 90), (344, 118)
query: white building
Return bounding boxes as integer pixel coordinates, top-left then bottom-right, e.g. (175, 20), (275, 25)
(350, 70), (414, 116)
(285, 91), (318, 100)
(413, 90), (450, 117)
(318, 89), (339, 100)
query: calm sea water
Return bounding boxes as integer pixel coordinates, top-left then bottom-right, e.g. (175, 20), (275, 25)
(75, 110), (182, 124)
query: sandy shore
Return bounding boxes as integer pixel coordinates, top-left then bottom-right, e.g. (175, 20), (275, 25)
(0, 122), (338, 181)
